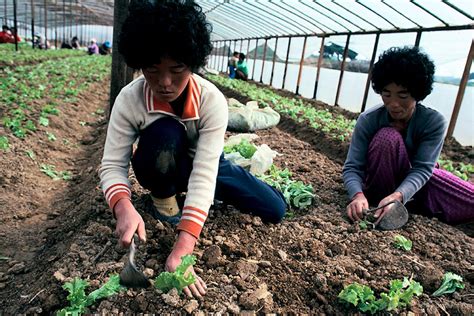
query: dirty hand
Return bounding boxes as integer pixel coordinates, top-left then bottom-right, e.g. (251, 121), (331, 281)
(113, 198), (146, 248)
(374, 192), (403, 224)
(346, 192), (369, 221)
(166, 231), (207, 298)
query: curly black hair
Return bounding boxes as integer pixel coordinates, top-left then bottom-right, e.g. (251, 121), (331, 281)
(118, 0), (212, 72)
(371, 46), (435, 101)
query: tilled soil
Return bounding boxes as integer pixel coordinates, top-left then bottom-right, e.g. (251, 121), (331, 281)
(0, 78), (473, 315)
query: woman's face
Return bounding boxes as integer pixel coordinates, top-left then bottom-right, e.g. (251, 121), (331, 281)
(142, 57), (191, 103)
(381, 83), (417, 122)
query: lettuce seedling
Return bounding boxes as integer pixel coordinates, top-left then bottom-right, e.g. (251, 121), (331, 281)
(57, 274), (124, 316)
(393, 235), (412, 251)
(432, 272), (464, 296)
(154, 255), (196, 294)
(224, 139), (257, 159)
(339, 277), (423, 314)
(0, 136), (9, 151)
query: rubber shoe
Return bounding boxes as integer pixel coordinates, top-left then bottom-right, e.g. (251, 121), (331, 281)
(150, 195), (181, 225)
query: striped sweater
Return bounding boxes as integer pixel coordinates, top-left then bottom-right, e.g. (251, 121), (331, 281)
(99, 74), (228, 239)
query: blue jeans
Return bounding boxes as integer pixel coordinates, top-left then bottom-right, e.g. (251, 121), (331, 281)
(131, 117), (287, 223)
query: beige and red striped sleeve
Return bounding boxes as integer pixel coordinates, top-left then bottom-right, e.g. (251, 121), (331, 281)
(177, 206), (208, 238)
(104, 183), (131, 210)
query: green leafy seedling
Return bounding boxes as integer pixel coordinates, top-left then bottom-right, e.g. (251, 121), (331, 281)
(224, 139), (257, 159)
(25, 150), (35, 160)
(0, 136), (9, 151)
(40, 164), (60, 180)
(60, 171), (72, 181)
(359, 220), (369, 230)
(339, 277), (423, 314)
(57, 274), (125, 316)
(393, 235), (412, 251)
(46, 132), (57, 141)
(39, 116), (49, 126)
(432, 272), (464, 296)
(154, 255), (196, 294)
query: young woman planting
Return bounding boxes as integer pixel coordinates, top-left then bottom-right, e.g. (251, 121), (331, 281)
(99, 0), (286, 298)
(343, 46), (473, 225)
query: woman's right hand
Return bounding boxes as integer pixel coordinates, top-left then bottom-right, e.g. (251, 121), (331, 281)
(113, 199), (147, 247)
(346, 192), (369, 222)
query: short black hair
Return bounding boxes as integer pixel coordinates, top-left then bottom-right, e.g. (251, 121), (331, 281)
(119, 0), (212, 72)
(371, 46), (435, 101)
(239, 53), (246, 61)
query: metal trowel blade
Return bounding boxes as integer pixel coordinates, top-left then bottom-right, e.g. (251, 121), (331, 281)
(119, 238), (151, 288)
(376, 200), (409, 230)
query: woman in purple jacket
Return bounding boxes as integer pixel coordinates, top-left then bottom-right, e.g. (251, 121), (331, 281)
(343, 46), (473, 225)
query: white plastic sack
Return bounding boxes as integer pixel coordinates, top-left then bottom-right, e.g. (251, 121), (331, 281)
(250, 144), (278, 175)
(224, 134), (279, 175)
(227, 100), (280, 132)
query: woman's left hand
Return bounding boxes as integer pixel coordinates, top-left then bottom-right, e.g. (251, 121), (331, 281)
(166, 249), (207, 298)
(165, 231), (207, 298)
(374, 192), (403, 223)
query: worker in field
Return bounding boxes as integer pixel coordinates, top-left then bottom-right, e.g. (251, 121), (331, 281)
(99, 40), (112, 55)
(235, 52), (249, 81)
(0, 25), (13, 43)
(87, 38), (99, 55)
(343, 46), (474, 226)
(99, 0), (287, 298)
(228, 51), (239, 78)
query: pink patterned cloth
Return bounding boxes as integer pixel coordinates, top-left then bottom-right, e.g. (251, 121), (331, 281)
(364, 127), (474, 224)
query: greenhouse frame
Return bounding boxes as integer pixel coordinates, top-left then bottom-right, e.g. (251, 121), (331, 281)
(2, 0), (473, 141)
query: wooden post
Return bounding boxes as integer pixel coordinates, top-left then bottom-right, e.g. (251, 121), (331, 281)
(270, 36), (279, 86)
(361, 33), (380, 112)
(282, 37), (292, 89)
(447, 39), (474, 138)
(251, 38), (259, 80)
(313, 36), (326, 99)
(334, 34), (351, 106)
(110, 0), (132, 109)
(296, 36), (308, 95)
(259, 38), (268, 83)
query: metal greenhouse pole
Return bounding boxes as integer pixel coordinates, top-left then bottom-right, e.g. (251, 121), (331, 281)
(43, 0), (47, 50)
(361, 33), (380, 112)
(62, 0), (66, 43)
(251, 38), (258, 80)
(259, 38), (268, 83)
(296, 35), (308, 95)
(447, 39), (474, 138)
(270, 36), (279, 86)
(13, 0), (18, 51)
(30, 0), (34, 49)
(245, 38), (250, 61)
(282, 37), (292, 89)
(313, 35), (325, 99)
(335, 34), (351, 106)
(55, 0), (58, 48)
(110, 0), (133, 109)
(24, 3), (27, 40)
